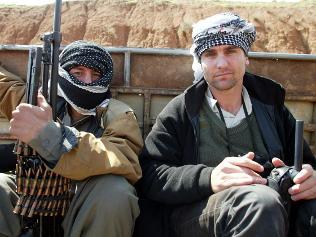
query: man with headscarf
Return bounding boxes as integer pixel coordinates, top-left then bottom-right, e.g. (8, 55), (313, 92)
(136, 12), (316, 237)
(0, 40), (142, 237)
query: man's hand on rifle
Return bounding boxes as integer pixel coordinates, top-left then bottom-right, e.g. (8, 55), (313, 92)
(9, 92), (53, 144)
(272, 158), (316, 201)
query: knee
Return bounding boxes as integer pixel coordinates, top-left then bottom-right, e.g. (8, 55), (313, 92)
(219, 185), (288, 236)
(0, 173), (13, 187)
(0, 174), (16, 197)
(86, 175), (139, 218)
(249, 185), (284, 209)
(230, 185), (287, 219)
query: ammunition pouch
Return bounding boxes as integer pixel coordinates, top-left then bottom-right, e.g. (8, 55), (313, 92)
(14, 149), (71, 218)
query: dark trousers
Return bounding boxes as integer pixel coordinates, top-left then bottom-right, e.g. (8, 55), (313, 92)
(0, 143), (16, 173)
(289, 199), (316, 237)
(170, 184), (316, 237)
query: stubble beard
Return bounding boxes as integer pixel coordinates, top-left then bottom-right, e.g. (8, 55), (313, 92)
(209, 76), (237, 92)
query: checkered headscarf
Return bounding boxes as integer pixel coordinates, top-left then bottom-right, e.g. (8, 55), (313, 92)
(190, 12), (256, 82)
(58, 40), (113, 115)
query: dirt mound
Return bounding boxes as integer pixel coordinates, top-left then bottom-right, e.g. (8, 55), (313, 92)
(0, 0), (315, 53)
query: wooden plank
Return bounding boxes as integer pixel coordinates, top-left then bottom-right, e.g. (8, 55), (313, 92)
(305, 123), (316, 133)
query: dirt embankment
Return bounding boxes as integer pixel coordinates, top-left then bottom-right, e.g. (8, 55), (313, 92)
(0, 0), (315, 54)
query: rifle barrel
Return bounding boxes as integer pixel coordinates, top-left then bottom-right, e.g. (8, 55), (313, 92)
(50, 0), (62, 120)
(53, 0), (62, 33)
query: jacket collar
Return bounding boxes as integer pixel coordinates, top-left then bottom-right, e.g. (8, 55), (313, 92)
(184, 78), (207, 121)
(184, 72), (286, 119)
(243, 72), (285, 106)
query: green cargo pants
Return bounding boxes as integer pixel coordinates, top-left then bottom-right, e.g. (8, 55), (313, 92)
(0, 173), (139, 237)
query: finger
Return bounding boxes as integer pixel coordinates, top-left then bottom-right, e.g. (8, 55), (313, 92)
(8, 121), (16, 135)
(37, 92), (50, 110)
(223, 173), (267, 187)
(229, 156), (264, 173)
(9, 122), (27, 140)
(238, 175), (267, 185)
(11, 109), (20, 118)
(271, 157), (285, 168)
(293, 164), (314, 184)
(13, 104), (44, 120)
(291, 186), (316, 201)
(13, 103), (34, 115)
(237, 165), (264, 178)
(289, 176), (315, 195)
(9, 118), (21, 129)
(222, 163), (264, 179)
(10, 111), (28, 126)
(243, 152), (255, 160)
(14, 103), (44, 115)
(227, 163), (267, 182)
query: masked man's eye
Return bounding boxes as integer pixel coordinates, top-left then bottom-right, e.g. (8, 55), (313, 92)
(93, 72), (101, 79)
(71, 71), (82, 77)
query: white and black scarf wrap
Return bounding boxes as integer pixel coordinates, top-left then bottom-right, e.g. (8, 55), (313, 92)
(58, 41), (113, 115)
(190, 12), (256, 83)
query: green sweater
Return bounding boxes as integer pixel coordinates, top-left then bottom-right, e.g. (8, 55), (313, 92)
(199, 99), (268, 167)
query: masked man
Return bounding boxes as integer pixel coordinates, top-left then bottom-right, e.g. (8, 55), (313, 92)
(0, 40), (142, 237)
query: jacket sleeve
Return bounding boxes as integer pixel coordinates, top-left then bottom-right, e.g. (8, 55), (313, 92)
(52, 104), (143, 184)
(0, 66), (26, 119)
(139, 96), (213, 205)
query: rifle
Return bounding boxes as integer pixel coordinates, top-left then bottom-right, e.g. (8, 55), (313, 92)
(13, 1), (71, 236)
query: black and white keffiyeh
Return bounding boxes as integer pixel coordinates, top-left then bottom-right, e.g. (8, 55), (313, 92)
(190, 12), (256, 82)
(58, 40), (113, 115)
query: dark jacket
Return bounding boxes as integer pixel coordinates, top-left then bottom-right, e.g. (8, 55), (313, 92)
(134, 72), (316, 237)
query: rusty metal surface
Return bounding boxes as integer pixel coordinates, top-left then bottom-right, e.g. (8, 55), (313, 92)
(0, 46), (315, 153)
(110, 87), (316, 145)
(0, 47), (315, 95)
(0, 50), (125, 86)
(131, 54), (193, 89)
(110, 53), (125, 86)
(248, 59), (316, 99)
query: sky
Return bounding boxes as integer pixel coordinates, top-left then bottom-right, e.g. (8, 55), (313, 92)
(0, 0), (303, 6)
